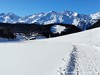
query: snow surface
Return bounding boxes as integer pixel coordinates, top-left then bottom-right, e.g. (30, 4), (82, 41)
(51, 25), (66, 34)
(0, 27), (100, 75)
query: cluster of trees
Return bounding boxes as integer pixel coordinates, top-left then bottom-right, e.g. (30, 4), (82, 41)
(42, 24), (82, 38)
(0, 27), (16, 39)
(0, 23), (82, 40)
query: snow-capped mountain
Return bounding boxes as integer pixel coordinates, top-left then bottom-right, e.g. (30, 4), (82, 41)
(0, 13), (20, 23)
(0, 10), (100, 30)
(90, 12), (100, 19)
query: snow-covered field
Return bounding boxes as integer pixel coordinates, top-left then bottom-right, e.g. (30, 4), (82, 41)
(0, 27), (100, 75)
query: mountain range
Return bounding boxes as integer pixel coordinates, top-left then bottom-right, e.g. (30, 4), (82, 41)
(0, 10), (100, 30)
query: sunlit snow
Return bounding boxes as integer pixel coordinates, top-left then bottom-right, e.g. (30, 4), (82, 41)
(0, 27), (100, 75)
(51, 25), (66, 34)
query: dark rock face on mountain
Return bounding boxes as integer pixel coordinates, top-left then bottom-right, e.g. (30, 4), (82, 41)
(0, 23), (82, 38)
(87, 20), (100, 30)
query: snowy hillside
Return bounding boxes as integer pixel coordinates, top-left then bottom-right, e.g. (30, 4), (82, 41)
(50, 25), (66, 34)
(0, 27), (100, 75)
(0, 11), (100, 30)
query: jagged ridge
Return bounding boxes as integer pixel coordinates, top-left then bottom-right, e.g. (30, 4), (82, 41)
(0, 10), (100, 30)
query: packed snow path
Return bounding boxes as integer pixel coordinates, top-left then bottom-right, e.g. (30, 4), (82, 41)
(66, 45), (78, 75)
(56, 44), (100, 75)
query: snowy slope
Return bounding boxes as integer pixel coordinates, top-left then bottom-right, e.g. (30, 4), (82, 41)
(0, 27), (100, 75)
(0, 11), (100, 30)
(51, 25), (66, 34)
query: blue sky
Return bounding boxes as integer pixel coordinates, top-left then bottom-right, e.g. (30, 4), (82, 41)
(0, 0), (100, 16)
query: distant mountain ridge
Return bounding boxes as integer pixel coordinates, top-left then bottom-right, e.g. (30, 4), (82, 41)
(0, 10), (100, 30)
